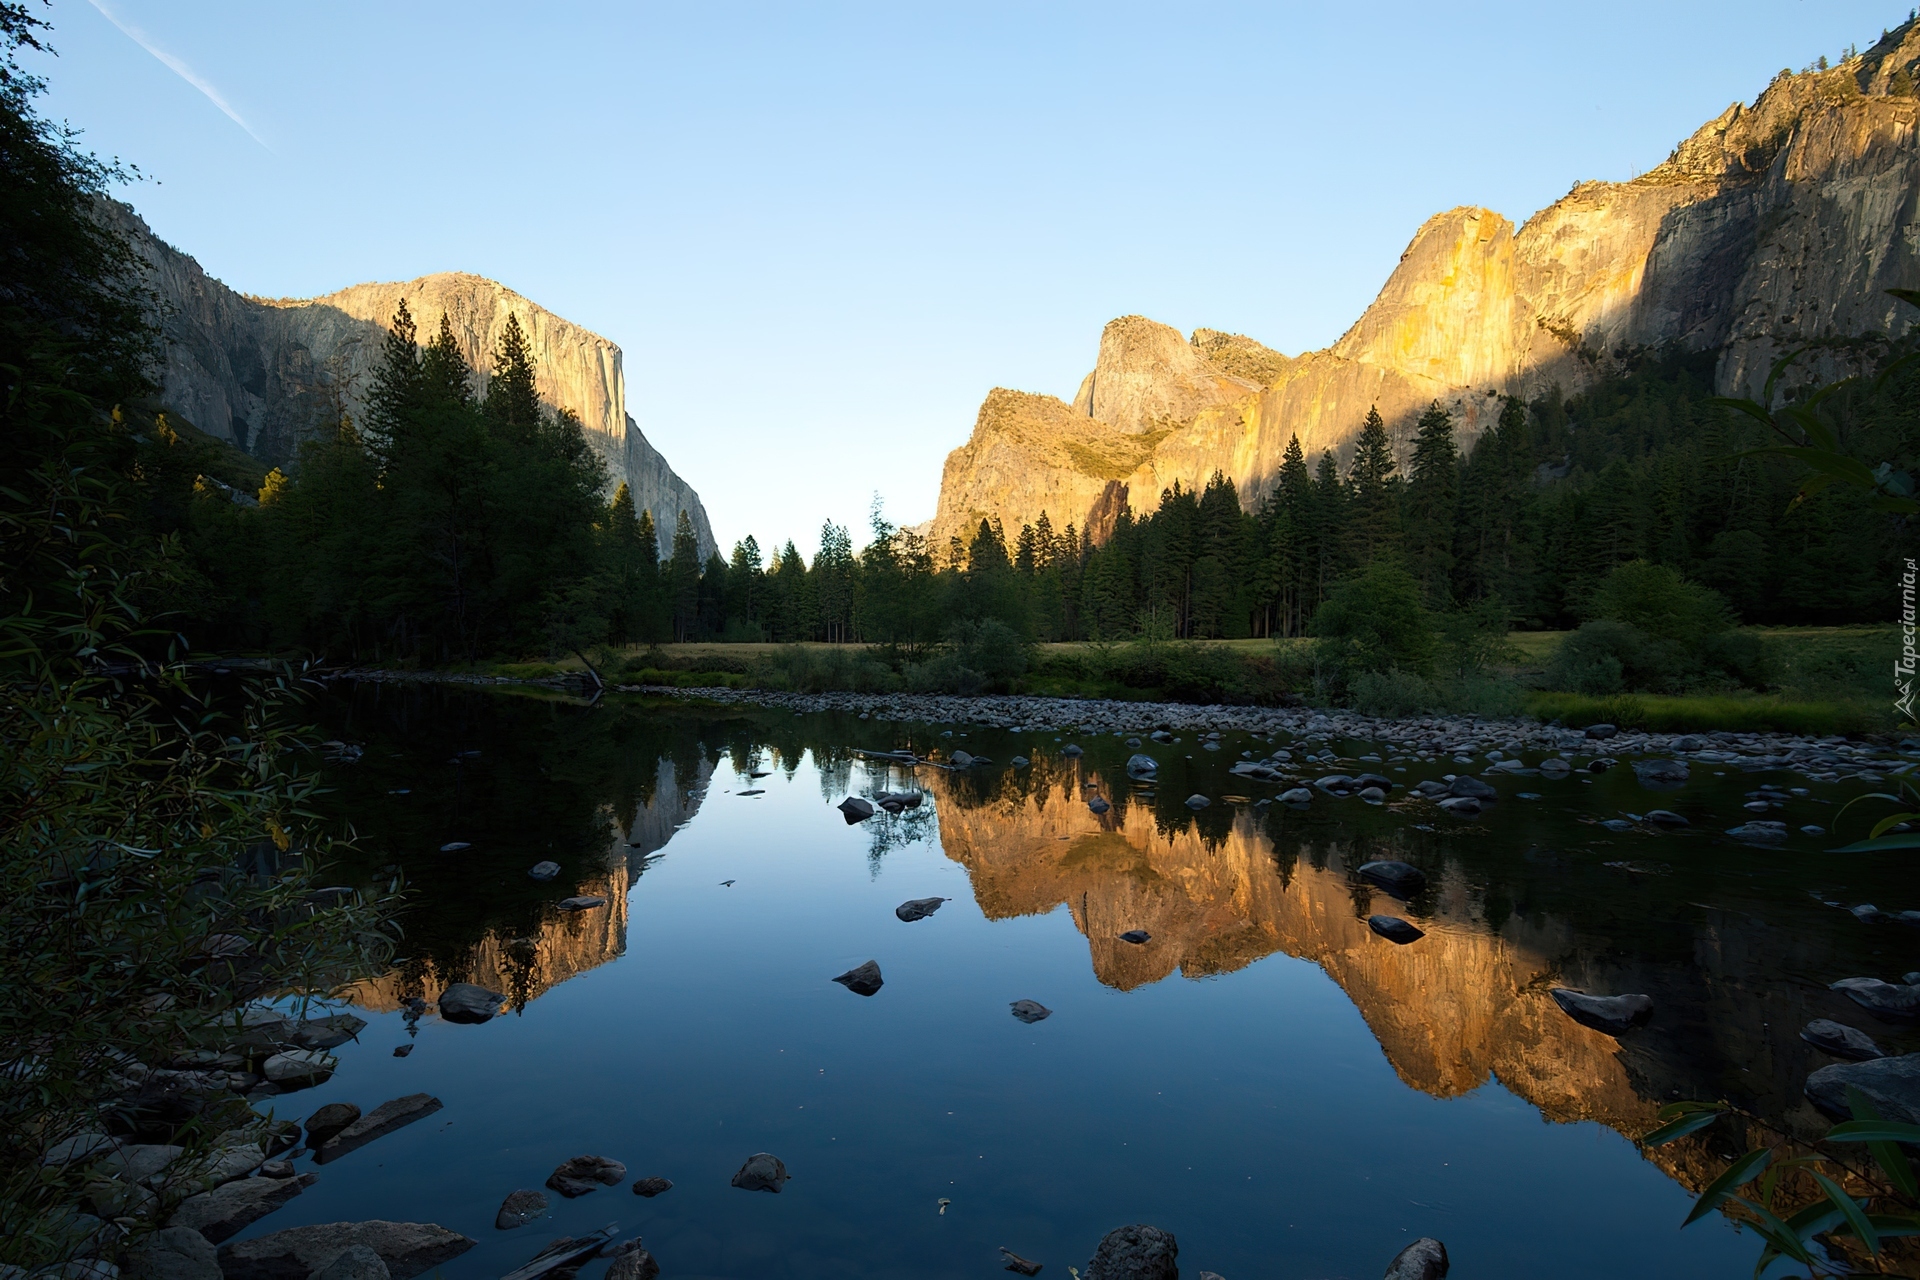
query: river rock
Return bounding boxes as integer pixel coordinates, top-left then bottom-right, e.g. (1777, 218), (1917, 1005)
(1279, 788), (1311, 803)
(838, 797), (874, 823)
(216, 1222), (473, 1280)
(555, 895), (606, 912)
(1358, 861), (1427, 896)
(1185, 794), (1210, 809)
(896, 897), (947, 921)
(1086, 1223), (1178, 1280)
(604, 1247), (659, 1280)
(1831, 977), (1920, 1021)
(1806, 1053), (1920, 1122)
(1000, 1248), (1043, 1276)
(1359, 787), (1386, 802)
(167, 1173), (314, 1243)
(493, 1190), (547, 1230)
(1645, 810), (1688, 826)
(1726, 820), (1787, 843)
(1009, 1000), (1052, 1024)
(1447, 776), (1496, 800)
(833, 960), (884, 996)
(631, 1177), (673, 1197)
(1368, 916), (1425, 945)
(437, 983), (504, 1024)
(950, 750), (975, 768)
(1062, 744), (1083, 757)
(1088, 796), (1111, 815)
(304, 1104), (361, 1146)
(1436, 797), (1481, 816)
(1539, 758), (1572, 777)
(1119, 930), (1151, 944)
(1634, 759), (1689, 785)
(261, 1051), (334, 1089)
(1126, 755), (1159, 779)
(1549, 988), (1653, 1035)
(314, 1095), (442, 1164)
(546, 1156), (626, 1197)
(1801, 1019), (1885, 1061)
(311, 1247), (388, 1280)
(1010, 756), (1030, 768)
(1586, 723), (1617, 739)
(292, 1015), (368, 1050)
(527, 862), (560, 881)
(122, 1227), (221, 1280)
(257, 1162), (294, 1179)
(1383, 1236), (1449, 1280)
(730, 1152), (789, 1193)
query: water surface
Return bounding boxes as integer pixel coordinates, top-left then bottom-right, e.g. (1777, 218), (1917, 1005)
(247, 685), (1920, 1279)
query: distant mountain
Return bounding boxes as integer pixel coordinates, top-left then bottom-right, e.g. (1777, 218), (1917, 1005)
(928, 20), (1920, 550)
(108, 203), (714, 558)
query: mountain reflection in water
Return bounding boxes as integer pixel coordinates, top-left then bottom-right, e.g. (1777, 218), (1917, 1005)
(308, 685), (1918, 1275)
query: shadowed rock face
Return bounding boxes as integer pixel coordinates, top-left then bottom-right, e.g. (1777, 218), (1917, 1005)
(103, 204), (712, 559)
(926, 24), (1920, 551)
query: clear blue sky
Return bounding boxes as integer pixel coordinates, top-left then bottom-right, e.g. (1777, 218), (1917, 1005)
(28, 0), (1911, 555)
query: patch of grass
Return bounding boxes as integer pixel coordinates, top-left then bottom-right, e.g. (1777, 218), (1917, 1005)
(1524, 690), (1887, 735)
(621, 667), (747, 689)
(489, 661), (564, 679)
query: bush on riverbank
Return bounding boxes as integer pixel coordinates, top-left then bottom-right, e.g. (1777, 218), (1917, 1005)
(1526, 690), (1885, 735)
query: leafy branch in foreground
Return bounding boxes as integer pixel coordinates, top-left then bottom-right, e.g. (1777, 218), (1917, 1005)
(1645, 1089), (1920, 1276)
(1827, 779), (1920, 853)
(1709, 290), (1920, 516)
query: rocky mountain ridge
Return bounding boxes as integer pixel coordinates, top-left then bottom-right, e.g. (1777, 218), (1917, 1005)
(110, 204), (714, 558)
(927, 20), (1920, 550)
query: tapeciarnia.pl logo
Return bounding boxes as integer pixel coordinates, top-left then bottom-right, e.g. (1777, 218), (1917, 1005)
(1900, 557), (1917, 724)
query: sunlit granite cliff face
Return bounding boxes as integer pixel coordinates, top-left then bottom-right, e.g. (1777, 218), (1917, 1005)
(927, 23), (1920, 549)
(107, 204), (714, 558)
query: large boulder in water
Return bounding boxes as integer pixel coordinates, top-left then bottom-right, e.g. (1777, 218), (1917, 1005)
(216, 1221), (474, 1280)
(1831, 977), (1920, 1021)
(1383, 1237), (1449, 1279)
(1447, 776), (1496, 800)
(1368, 916), (1425, 945)
(837, 797), (874, 823)
(730, 1152), (789, 1193)
(832, 960), (884, 996)
(1806, 1052), (1920, 1122)
(1086, 1224), (1178, 1280)
(894, 897), (946, 922)
(1549, 988), (1652, 1035)
(1801, 1019), (1885, 1061)
(1358, 860), (1427, 897)
(437, 983), (504, 1024)
(1125, 754), (1159, 779)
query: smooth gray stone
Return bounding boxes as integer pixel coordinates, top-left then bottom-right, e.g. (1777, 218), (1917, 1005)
(1088, 796), (1111, 814)
(1806, 1052), (1920, 1122)
(1314, 774), (1354, 792)
(554, 896), (606, 912)
(314, 1095), (442, 1165)
(1118, 930), (1151, 945)
(1279, 788), (1312, 804)
(1585, 723), (1617, 739)
(261, 1051), (334, 1088)
(1831, 977), (1920, 1021)
(98, 1144), (184, 1186)
(1359, 787), (1386, 802)
(1185, 795), (1210, 809)
(437, 984), (504, 1024)
(1634, 759), (1689, 784)
(1125, 755), (1159, 778)
(493, 1190), (547, 1230)
(527, 862), (560, 882)
(216, 1222), (472, 1280)
(42, 1134), (114, 1167)
(1358, 861), (1427, 896)
(838, 797), (874, 823)
(545, 1156), (625, 1198)
(1436, 797), (1481, 816)
(1086, 1223), (1178, 1280)
(1801, 1019), (1885, 1061)
(290, 1016), (367, 1051)
(1645, 810), (1688, 826)
(1009, 1000), (1052, 1024)
(304, 1104), (360, 1146)
(730, 1152), (789, 1193)
(310, 1248), (387, 1280)
(1447, 776), (1496, 800)
(895, 897), (947, 922)
(1726, 821), (1787, 843)
(1549, 988), (1653, 1035)
(1062, 745), (1083, 756)
(832, 960), (883, 996)
(1383, 1236), (1449, 1280)
(122, 1228), (220, 1280)
(168, 1173), (314, 1244)
(950, 750), (974, 767)
(1368, 916), (1424, 945)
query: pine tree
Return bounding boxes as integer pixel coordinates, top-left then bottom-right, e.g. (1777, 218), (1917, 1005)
(364, 298), (422, 460)
(485, 313), (539, 437)
(1403, 401), (1459, 607)
(1275, 434), (1314, 631)
(669, 509), (701, 641)
(1312, 450), (1349, 605)
(1346, 405), (1401, 564)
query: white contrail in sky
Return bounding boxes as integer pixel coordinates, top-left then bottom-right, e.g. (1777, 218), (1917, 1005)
(86, 0), (271, 150)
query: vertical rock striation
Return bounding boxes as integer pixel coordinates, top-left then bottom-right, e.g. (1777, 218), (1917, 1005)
(927, 22), (1920, 550)
(105, 204), (713, 558)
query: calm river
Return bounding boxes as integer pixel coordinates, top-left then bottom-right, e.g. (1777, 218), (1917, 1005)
(239, 683), (1920, 1279)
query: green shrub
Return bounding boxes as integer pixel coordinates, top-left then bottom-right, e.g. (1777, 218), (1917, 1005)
(1309, 562), (1436, 683)
(753, 645), (897, 693)
(1351, 668), (1442, 716)
(1546, 562), (1775, 694)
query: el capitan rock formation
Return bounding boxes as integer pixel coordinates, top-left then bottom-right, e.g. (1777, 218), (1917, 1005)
(928, 23), (1920, 550)
(108, 204), (714, 558)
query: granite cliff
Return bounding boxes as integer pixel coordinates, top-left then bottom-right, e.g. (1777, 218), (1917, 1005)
(928, 22), (1920, 549)
(109, 204), (714, 558)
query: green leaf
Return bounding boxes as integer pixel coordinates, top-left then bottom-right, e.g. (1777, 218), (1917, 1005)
(1684, 1147), (1771, 1226)
(1826, 1120), (1920, 1144)
(1657, 1099), (1726, 1121)
(1866, 1213), (1920, 1238)
(1870, 811), (1920, 840)
(1642, 1109), (1724, 1145)
(1828, 834), (1920, 853)
(1812, 1170), (1880, 1253)
(1734, 1196), (1818, 1266)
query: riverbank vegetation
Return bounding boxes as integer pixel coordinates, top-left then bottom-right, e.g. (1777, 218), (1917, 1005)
(0, 9), (397, 1264)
